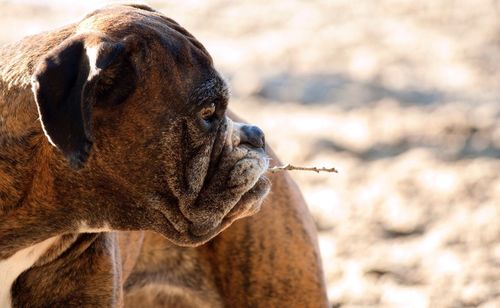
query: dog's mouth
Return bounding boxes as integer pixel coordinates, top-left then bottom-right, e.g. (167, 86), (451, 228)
(186, 172), (271, 243)
(152, 162), (271, 246)
(151, 118), (271, 246)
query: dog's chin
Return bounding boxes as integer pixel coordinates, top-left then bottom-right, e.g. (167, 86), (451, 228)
(153, 173), (271, 247)
(226, 175), (271, 219)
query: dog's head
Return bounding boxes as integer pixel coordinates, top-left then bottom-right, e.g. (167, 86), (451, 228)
(30, 4), (270, 246)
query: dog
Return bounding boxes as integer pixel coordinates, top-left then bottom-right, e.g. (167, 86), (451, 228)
(0, 4), (328, 307)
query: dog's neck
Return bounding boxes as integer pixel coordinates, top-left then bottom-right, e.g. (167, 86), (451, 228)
(0, 133), (60, 255)
(0, 130), (140, 258)
(0, 32), (65, 217)
(0, 134), (46, 213)
(0, 34), (54, 216)
(0, 70), (69, 257)
(0, 81), (51, 217)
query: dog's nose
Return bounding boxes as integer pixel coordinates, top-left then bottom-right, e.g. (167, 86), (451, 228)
(240, 125), (265, 149)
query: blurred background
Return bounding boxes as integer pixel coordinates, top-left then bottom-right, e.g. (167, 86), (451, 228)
(1, 0), (499, 306)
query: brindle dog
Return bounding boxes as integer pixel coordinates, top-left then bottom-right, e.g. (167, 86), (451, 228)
(0, 4), (328, 307)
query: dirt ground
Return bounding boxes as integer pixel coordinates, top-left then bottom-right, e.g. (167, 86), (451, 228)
(1, 1), (499, 307)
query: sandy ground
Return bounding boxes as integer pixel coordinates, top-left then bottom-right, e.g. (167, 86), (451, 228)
(1, 1), (499, 307)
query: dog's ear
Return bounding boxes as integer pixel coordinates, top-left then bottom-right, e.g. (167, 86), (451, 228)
(31, 34), (139, 169)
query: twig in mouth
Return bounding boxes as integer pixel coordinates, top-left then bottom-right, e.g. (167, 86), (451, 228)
(267, 164), (338, 174)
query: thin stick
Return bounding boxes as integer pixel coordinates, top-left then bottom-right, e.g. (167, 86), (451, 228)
(267, 164), (338, 174)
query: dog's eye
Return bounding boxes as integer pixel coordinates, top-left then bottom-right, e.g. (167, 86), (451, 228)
(200, 104), (216, 121)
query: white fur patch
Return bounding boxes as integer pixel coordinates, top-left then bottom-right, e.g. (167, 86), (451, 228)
(0, 236), (59, 308)
(85, 45), (102, 79)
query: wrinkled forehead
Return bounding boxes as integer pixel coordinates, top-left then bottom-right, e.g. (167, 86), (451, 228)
(190, 74), (230, 105)
(77, 6), (229, 106)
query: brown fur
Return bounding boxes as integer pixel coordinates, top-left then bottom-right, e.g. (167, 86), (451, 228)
(0, 4), (328, 307)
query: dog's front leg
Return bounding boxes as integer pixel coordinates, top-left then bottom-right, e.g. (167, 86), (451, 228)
(10, 233), (124, 307)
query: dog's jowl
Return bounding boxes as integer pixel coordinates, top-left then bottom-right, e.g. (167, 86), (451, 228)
(0, 4), (328, 307)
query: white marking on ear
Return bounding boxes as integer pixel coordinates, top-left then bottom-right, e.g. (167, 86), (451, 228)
(0, 236), (60, 308)
(85, 45), (102, 80)
(78, 221), (112, 233)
